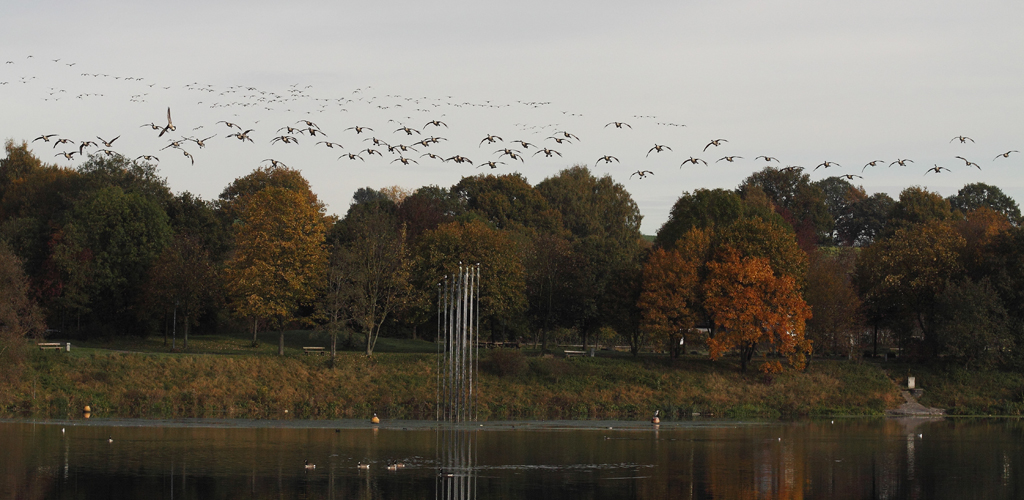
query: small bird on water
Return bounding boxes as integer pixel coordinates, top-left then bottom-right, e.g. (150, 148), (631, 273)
(304, 460), (315, 469)
(651, 410), (661, 424)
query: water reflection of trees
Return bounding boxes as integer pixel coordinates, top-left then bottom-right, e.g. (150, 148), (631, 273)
(2, 419), (1023, 499)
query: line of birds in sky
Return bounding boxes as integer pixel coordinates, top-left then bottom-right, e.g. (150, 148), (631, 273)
(4, 53), (1020, 183)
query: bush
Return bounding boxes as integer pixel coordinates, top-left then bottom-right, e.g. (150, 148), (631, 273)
(482, 349), (528, 377)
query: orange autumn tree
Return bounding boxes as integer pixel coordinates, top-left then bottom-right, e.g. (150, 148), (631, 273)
(703, 248), (812, 373)
(638, 247), (701, 356)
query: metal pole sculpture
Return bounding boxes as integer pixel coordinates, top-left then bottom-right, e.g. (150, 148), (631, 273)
(437, 264), (480, 500)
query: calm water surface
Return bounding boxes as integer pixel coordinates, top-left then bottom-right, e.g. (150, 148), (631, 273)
(1, 417), (1021, 499)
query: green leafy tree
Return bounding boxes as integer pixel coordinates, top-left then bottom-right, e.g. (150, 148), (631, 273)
(948, 182), (1021, 225)
(536, 166), (645, 349)
(452, 173), (564, 233)
(143, 234), (218, 350)
(654, 188), (745, 250)
(837, 192), (894, 246)
(739, 167), (832, 246)
(885, 186), (953, 236)
(933, 278), (1012, 369)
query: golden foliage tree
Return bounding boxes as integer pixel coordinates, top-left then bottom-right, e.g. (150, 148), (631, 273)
(638, 247), (700, 356)
(224, 186), (328, 354)
(703, 249), (812, 373)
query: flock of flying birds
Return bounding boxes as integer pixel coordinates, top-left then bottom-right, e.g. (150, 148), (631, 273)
(5, 53), (1021, 186)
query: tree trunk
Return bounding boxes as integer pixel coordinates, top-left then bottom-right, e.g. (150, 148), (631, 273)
(251, 317), (258, 347)
(330, 330), (337, 368)
(278, 330), (284, 356)
(183, 315), (189, 350)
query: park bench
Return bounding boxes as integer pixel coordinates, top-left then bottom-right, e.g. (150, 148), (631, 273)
(564, 350), (586, 358)
(38, 342), (65, 352)
(302, 347), (326, 356)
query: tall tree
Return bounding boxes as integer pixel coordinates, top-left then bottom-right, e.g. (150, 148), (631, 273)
(885, 186), (953, 236)
(739, 167), (832, 246)
(333, 200), (411, 356)
(804, 249), (863, 358)
(143, 234), (218, 350)
(223, 186), (328, 353)
(933, 278), (1012, 369)
(0, 242), (44, 381)
(638, 247), (700, 356)
(654, 188), (745, 250)
(837, 192), (894, 246)
(535, 166), (645, 349)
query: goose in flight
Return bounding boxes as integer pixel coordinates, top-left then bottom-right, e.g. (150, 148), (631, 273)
(925, 164), (950, 175)
(424, 120), (448, 128)
(141, 123), (162, 131)
(158, 107), (175, 137)
(479, 134), (503, 146)
(262, 159), (288, 168)
(52, 138), (75, 148)
(546, 136), (573, 144)
(189, 135), (215, 148)
(78, 141), (97, 154)
(270, 135), (299, 145)
(421, 153), (446, 161)
(889, 159), (912, 167)
(217, 120), (242, 130)
(136, 155), (159, 162)
(395, 126), (420, 135)
(862, 160), (885, 172)
(630, 170), (654, 179)
(780, 166), (803, 173)
(596, 155), (619, 165)
(496, 148), (524, 161)
(647, 144), (671, 156)
(388, 144), (418, 154)
(955, 156), (981, 169)
(950, 135), (974, 144)
(96, 149), (118, 157)
(344, 126), (372, 134)
(317, 141), (344, 149)
(278, 126), (304, 135)
(180, 149), (195, 165)
(605, 122), (632, 129)
(55, 151), (77, 160)
(511, 140), (535, 149)
(994, 150), (1018, 160)
(815, 161), (840, 170)
(839, 174), (862, 180)
(552, 131), (579, 141)
(681, 157), (707, 166)
(717, 156), (742, 163)
(479, 160), (504, 169)
(228, 130), (254, 142)
(160, 140), (186, 150)
(364, 137), (389, 147)
(446, 155), (473, 164)
(33, 134), (59, 142)
(339, 153), (364, 161)
(96, 136), (120, 148)
(361, 148), (384, 157)
(391, 156), (418, 165)
(533, 148), (561, 157)
(754, 155), (779, 163)
(703, 139), (727, 151)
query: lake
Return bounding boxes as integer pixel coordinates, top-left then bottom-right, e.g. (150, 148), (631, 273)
(1, 417), (1020, 499)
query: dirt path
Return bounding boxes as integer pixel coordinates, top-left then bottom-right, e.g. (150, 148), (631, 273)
(886, 391), (945, 416)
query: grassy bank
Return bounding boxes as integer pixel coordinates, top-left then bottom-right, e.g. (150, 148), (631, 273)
(0, 333), (927, 420)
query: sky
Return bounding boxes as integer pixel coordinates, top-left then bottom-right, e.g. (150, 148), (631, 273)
(2, 0), (1022, 234)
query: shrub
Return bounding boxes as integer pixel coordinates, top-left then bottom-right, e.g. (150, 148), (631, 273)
(482, 349), (528, 377)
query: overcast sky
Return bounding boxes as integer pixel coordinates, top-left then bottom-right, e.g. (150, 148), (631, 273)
(2, 0), (1021, 234)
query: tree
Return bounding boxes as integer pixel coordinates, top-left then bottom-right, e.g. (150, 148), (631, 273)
(524, 231), (577, 351)
(837, 192), (894, 246)
(535, 166), (645, 349)
(739, 167), (832, 245)
(813, 177), (863, 245)
(0, 242), (44, 382)
(333, 200), (411, 356)
(654, 188), (744, 250)
(885, 186), (953, 236)
(638, 248), (700, 356)
(855, 221), (966, 356)
(55, 186), (172, 335)
(143, 234), (218, 350)
(948, 182), (1021, 226)
(804, 249), (863, 358)
(223, 186), (328, 354)
(933, 278), (1012, 369)
(703, 249), (812, 373)
(413, 220), (526, 341)
(452, 174), (563, 233)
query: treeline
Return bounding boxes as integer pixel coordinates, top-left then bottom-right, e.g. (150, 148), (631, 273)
(1, 139), (1022, 374)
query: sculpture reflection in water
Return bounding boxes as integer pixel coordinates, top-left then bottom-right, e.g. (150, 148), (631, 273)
(436, 264), (480, 500)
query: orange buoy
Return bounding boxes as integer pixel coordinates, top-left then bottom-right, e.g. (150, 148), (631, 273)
(83, 405), (92, 413)
(371, 413), (380, 424)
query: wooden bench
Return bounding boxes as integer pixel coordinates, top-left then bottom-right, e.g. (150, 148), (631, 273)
(38, 342), (65, 352)
(302, 347), (326, 356)
(564, 350), (586, 358)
